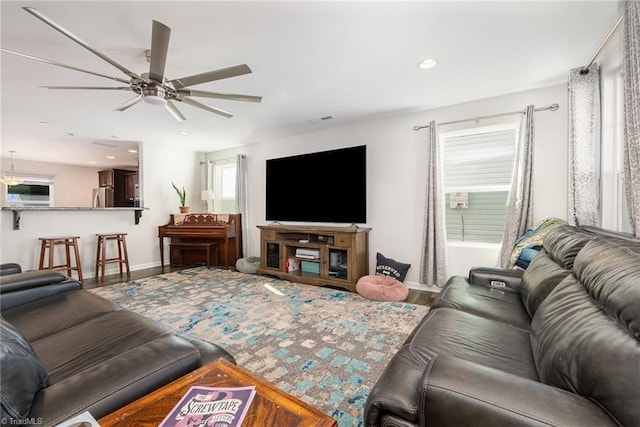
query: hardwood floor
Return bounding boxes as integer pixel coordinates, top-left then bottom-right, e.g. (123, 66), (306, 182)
(81, 265), (179, 289)
(83, 265), (438, 307)
(405, 288), (439, 306)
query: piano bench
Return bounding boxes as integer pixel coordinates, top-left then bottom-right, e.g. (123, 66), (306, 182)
(170, 242), (219, 268)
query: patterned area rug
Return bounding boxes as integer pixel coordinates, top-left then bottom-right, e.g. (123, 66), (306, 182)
(90, 267), (429, 426)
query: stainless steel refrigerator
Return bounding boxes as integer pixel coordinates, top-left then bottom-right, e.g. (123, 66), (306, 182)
(92, 186), (114, 208)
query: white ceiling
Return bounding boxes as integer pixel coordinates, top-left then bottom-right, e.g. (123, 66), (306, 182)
(1, 1), (620, 167)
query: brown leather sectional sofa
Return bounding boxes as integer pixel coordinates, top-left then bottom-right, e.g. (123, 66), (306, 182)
(365, 225), (640, 426)
(0, 268), (234, 426)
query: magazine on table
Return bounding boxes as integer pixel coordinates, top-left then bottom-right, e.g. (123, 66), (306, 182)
(159, 385), (257, 427)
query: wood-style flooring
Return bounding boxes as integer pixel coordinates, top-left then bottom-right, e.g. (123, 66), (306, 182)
(83, 265), (438, 307)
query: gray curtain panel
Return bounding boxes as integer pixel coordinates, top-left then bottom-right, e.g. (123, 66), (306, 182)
(236, 154), (250, 256)
(624, 0), (640, 236)
(498, 105), (535, 268)
(568, 63), (601, 227)
(419, 121), (448, 287)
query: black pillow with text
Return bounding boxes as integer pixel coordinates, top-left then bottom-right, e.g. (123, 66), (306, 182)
(375, 252), (411, 282)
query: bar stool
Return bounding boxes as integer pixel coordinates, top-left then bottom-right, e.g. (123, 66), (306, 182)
(95, 233), (130, 282)
(38, 236), (84, 283)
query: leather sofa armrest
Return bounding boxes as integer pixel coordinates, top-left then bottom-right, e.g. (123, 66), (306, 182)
(0, 263), (22, 276)
(0, 270), (68, 292)
(468, 267), (523, 293)
(0, 271), (82, 310)
(28, 336), (202, 425)
(420, 355), (616, 427)
(180, 335), (236, 365)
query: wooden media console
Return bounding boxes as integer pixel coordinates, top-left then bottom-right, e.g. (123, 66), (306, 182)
(256, 224), (371, 292)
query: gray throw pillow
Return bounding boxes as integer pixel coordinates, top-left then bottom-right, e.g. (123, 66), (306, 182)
(0, 316), (49, 421)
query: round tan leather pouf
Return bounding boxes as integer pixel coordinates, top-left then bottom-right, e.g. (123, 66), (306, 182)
(356, 275), (409, 302)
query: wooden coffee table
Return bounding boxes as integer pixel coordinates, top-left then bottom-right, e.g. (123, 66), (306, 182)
(99, 357), (337, 426)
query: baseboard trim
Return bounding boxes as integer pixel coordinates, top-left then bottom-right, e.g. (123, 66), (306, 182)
(405, 280), (441, 293)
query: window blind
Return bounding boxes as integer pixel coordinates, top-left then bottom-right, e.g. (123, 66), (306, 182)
(442, 126), (517, 243)
(443, 129), (515, 191)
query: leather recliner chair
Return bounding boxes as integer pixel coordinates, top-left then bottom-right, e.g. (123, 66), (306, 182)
(365, 226), (640, 426)
(0, 268), (235, 426)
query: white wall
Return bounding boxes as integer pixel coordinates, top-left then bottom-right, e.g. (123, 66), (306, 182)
(0, 143), (201, 277)
(0, 85), (570, 287)
(207, 83), (569, 290)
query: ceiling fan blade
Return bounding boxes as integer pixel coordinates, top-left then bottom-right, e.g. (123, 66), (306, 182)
(177, 89), (262, 103)
(148, 20), (171, 83)
(165, 101), (186, 122)
(41, 85), (131, 91)
(23, 7), (142, 81)
(1, 48), (130, 84)
(115, 96), (143, 111)
(180, 97), (233, 118)
(169, 64), (252, 89)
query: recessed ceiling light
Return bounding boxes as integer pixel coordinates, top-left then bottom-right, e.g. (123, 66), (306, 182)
(88, 161), (97, 165)
(39, 121), (49, 125)
(106, 156), (116, 160)
(128, 149), (138, 154)
(68, 132), (75, 137)
(417, 57), (438, 70)
(178, 131), (189, 136)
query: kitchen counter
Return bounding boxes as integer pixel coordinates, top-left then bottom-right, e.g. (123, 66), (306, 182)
(2, 207), (146, 230)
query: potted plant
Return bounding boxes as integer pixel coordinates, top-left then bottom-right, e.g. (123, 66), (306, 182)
(172, 182), (189, 213)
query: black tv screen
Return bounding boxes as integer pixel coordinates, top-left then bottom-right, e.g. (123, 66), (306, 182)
(266, 145), (366, 223)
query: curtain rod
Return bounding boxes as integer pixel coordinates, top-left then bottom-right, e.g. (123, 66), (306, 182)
(413, 103), (559, 131)
(581, 13), (625, 74)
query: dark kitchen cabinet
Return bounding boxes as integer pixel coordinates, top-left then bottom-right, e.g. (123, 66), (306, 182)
(99, 168), (138, 207)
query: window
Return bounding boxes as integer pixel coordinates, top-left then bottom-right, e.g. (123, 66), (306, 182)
(601, 64), (632, 233)
(4, 174), (54, 207)
(441, 125), (518, 243)
(213, 159), (237, 213)
(613, 71), (633, 233)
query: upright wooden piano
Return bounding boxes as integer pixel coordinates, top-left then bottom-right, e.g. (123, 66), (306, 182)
(158, 213), (242, 270)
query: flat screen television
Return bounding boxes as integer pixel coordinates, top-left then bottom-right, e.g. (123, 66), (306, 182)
(266, 145), (366, 223)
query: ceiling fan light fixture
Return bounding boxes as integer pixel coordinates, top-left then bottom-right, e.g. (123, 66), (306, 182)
(143, 95), (167, 106)
(142, 86), (168, 106)
(9, 8), (261, 123)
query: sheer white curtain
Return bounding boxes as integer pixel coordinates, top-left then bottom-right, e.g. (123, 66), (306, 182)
(498, 105), (535, 268)
(236, 154), (249, 256)
(419, 121), (448, 287)
(200, 160), (214, 212)
(623, 0), (640, 236)
(568, 64), (601, 227)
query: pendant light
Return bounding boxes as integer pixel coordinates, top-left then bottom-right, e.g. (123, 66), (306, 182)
(1, 151), (24, 186)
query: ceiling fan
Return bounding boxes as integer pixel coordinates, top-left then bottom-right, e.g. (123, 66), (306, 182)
(1, 7), (262, 121)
